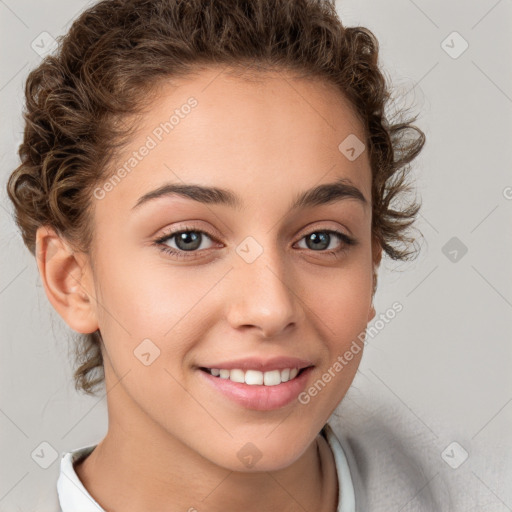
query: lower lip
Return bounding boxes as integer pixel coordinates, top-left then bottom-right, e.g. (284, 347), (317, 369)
(199, 368), (313, 411)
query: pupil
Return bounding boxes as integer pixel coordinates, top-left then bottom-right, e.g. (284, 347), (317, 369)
(177, 232), (201, 251)
(308, 232), (329, 250)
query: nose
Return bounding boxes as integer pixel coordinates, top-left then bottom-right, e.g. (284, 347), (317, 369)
(225, 244), (302, 339)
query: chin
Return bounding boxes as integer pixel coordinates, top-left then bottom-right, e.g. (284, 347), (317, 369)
(202, 428), (316, 473)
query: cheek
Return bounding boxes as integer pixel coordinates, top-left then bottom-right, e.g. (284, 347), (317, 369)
(94, 248), (189, 334)
(92, 255), (199, 417)
(301, 259), (373, 340)
(92, 249), (219, 378)
(297, 265), (371, 416)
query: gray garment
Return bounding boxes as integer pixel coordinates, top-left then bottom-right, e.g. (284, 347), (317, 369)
(328, 380), (455, 512)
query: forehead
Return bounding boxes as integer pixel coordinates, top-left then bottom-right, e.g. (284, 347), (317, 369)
(101, 66), (371, 213)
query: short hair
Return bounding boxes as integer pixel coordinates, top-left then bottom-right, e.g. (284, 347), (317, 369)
(6, 0), (425, 396)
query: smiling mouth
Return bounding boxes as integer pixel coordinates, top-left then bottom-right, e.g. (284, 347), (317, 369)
(199, 367), (309, 386)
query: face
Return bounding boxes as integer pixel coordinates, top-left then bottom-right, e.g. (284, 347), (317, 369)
(82, 66), (379, 471)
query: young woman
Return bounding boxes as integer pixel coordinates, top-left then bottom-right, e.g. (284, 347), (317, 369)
(7, 0), (444, 510)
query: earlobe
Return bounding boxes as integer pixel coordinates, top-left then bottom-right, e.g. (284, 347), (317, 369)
(35, 225), (98, 334)
(368, 303), (376, 322)
(369, 238), (382, 322)
(373, 237), (383, 268)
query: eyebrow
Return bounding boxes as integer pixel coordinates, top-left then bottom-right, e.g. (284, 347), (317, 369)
(131, 176), (368, 212)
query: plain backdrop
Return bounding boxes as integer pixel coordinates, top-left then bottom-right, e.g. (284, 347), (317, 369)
(1, 0), (511, 510)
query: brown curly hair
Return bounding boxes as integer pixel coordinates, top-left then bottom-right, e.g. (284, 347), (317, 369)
(6, 0), (425, 396)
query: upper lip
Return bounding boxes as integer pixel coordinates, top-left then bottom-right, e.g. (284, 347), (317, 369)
(199, 356), (314, 372)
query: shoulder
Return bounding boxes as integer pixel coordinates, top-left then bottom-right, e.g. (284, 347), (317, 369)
(326, 376), (454, 512)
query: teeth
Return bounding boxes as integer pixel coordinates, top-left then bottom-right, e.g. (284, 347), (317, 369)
(230, 369), (245, 383)
(207, 367), (303, 386)
(245, 370), (263, 385)
(263, 370), (281, 386)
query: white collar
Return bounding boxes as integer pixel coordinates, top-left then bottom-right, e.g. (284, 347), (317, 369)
(322, 423), (356, 512)
(57, 444), (104, 511)
(57, 423), (356, 512)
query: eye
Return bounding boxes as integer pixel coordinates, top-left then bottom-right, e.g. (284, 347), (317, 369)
(295, 229), (357, 256)
(154, 226), (357, 260)
(154, 226), (218, 259)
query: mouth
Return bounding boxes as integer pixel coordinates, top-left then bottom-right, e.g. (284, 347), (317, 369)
(199, 366), (308, 386)
(197, 360), (314, 411)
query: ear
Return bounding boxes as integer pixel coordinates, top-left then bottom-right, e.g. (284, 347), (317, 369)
(368, 237), (383, 323)
(35, 225), (98, 334)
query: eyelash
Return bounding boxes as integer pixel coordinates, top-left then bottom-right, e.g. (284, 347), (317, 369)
(154, 225), (357, 260)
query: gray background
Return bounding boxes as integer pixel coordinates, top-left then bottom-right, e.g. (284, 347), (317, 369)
(1, 0), (511, 510)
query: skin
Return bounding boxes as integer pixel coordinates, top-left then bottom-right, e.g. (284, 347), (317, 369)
(37, 66), (382, 512)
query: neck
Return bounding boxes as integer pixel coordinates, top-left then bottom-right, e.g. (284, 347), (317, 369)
(76, 429), (338, 512)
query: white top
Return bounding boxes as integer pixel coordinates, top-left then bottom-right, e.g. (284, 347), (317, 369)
(57, 423), (356, 512)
